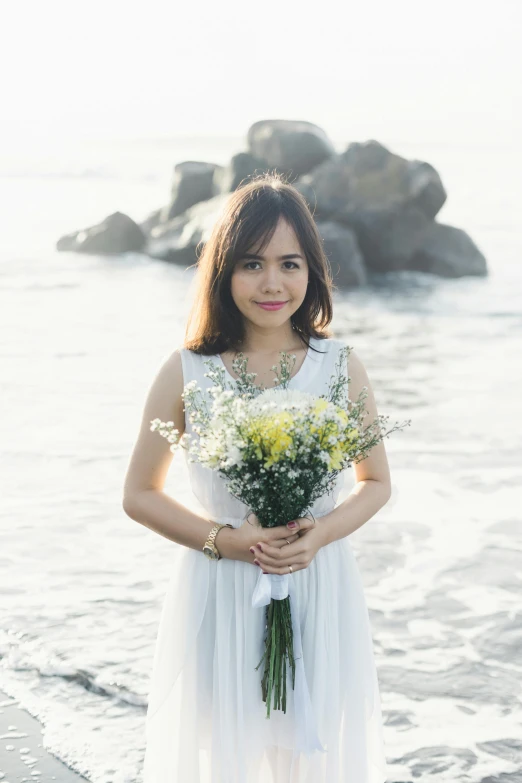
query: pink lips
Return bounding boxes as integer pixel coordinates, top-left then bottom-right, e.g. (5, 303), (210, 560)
(255, 301), (288, 311)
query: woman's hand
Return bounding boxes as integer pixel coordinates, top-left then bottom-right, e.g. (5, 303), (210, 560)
(249, 516), (326, 575)
(217, 512), (302, 564)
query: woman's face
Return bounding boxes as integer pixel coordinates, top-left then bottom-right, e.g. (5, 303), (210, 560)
(230, 217), (309, 333)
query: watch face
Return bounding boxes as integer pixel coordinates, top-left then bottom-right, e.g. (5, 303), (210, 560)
(203, 546), (219, 560)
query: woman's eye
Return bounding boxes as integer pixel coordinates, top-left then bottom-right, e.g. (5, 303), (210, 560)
(242, 261), (299, 270)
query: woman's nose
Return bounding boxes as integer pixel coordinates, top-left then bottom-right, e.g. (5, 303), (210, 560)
(261, 271), (283, 291)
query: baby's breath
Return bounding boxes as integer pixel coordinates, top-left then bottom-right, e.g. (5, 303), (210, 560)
(150, 348), (412, 527)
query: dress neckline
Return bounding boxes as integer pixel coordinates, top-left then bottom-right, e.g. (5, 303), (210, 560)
(215, 336), (316, 389)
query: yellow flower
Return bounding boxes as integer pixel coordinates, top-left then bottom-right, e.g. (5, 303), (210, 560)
(328, 446), (344, 470)
(313, 398), (329, 414)
(337, 408), (349, 426)
(308, 398), (329, 438)
(339, 426), (359, 454)
(245, 412), (295, 468)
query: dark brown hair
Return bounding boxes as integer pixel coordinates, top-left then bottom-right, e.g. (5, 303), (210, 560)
(184, 171), (334, 356)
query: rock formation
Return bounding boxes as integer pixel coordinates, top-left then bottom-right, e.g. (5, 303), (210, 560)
(56, 120), (488, 285)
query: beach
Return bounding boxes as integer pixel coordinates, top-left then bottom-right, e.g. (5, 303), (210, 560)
(0, 688), (89, 782)
(0, 135), (521, 782)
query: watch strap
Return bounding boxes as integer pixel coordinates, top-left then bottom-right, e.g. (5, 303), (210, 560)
(204, 522), (233, 559)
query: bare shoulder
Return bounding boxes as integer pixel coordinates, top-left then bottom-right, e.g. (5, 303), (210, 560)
(158, 347), (184, 388)
(344, 344), (374, 413)
(143, 349), (185, 425)
(345, 345), (366, 392)
(344, 344), (392, 491)
(122, 349), (186, 505)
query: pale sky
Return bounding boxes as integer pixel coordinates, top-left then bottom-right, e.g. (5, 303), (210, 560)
(2, 0), (521, 145)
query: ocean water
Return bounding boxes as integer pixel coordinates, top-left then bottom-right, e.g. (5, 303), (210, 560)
(0, 135), (521, 783)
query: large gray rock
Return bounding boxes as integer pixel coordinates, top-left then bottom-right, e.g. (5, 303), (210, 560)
(294, 140), (449, 273)
(315, 221), (367, 288)
(55, 132), (488, 284)
(296, 139), (447, 221)
(409, 223), (488, 277)
(214, 151), (271, 193)
(56, 211), (145, 254)
(160, 161), (222, 223)
(148, 195), (369, 287)
(347, 207), (434, 272)
(147, 193), (231, 265)
(139, 207), (163, 236)
(247, 120), (336, 179)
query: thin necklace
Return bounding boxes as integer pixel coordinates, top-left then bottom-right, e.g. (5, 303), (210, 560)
(233, 342), (305, 362)
(233, 325), (304, 359)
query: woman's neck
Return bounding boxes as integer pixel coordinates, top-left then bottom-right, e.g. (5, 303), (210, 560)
(237, 324), (303, 355)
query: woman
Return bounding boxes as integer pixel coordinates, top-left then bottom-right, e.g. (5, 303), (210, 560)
(123, 172), (392, 782)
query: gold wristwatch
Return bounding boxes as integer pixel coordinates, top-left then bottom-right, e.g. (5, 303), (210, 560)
(203, 522), (234, 561)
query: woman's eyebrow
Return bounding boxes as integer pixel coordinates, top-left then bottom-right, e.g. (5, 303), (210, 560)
(243, 253), (303, 260)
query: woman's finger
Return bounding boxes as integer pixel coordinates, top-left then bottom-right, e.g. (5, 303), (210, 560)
(272, 532), (300, 549)
(259, 560), (304, 575)
(285, 516), (316, 534)
(253, 540), (302, 565)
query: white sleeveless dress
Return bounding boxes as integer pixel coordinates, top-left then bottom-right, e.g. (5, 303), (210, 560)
(143, 336), (388, 783)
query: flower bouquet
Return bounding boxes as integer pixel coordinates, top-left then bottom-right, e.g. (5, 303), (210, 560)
(151, 346), (411, 730)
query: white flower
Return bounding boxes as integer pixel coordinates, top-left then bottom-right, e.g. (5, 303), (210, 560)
(223, 445), (243, 467)
(247, 388), (315, 419)
(256, 388), (313, 406)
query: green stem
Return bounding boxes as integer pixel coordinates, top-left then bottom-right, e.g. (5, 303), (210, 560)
(255, 597), (296, 718)
(253, 505), (310, 718)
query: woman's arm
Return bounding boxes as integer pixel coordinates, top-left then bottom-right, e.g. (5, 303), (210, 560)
(122, 350), (220, 552)
(318, 348), (392, 546)
(122, 350), (302, 561)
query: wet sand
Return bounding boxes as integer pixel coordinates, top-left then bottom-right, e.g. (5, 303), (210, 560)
(0, 688), (90, 782)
